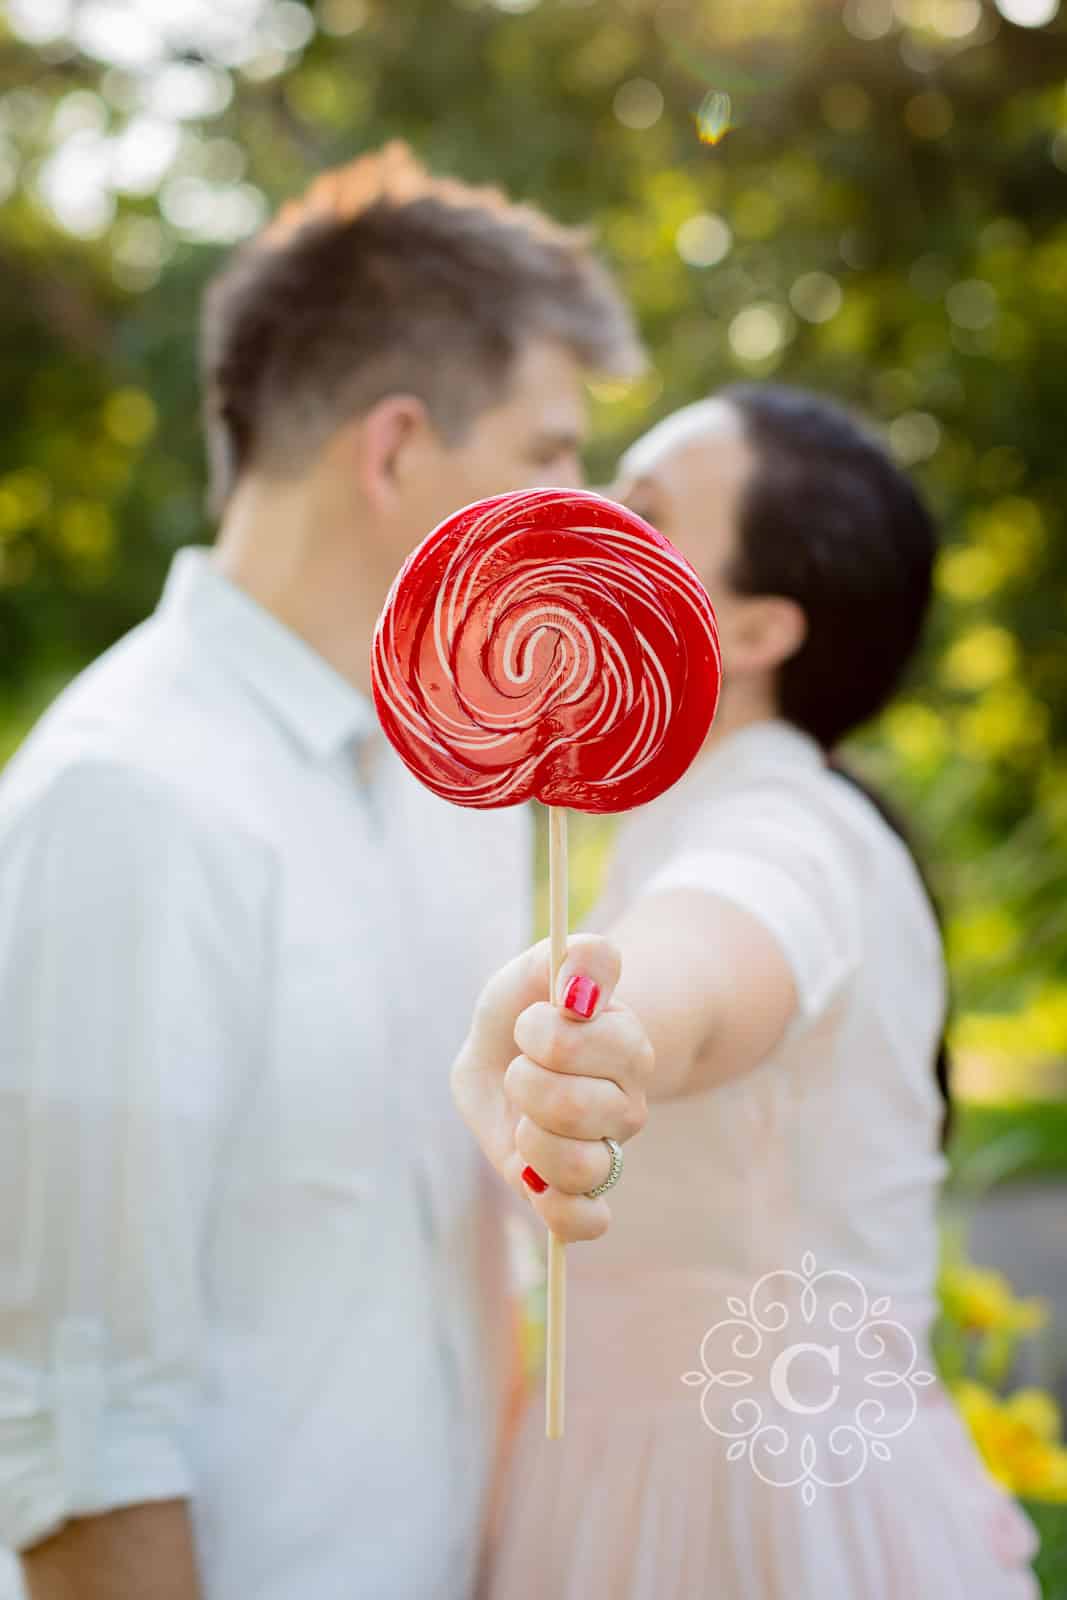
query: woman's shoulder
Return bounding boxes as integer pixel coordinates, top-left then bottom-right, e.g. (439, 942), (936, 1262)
(674, 735), (857, 869)
(672, 729), (939, 941)
(681, 727), (905, 857)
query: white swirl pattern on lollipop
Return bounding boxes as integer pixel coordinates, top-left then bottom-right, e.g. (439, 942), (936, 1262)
(372, 488), (721, 812)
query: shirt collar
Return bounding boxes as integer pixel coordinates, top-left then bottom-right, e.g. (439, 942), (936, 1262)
(157, 547), (375, 762)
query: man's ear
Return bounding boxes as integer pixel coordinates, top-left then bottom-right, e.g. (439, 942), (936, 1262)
(732, 594), (807, 675)
(344, 394), (430, 513)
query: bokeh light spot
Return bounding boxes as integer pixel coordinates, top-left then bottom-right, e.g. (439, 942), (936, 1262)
(790, 271), (843, 323)
(73, 2), (162, 69)
(110, 215), (172, 293)
(104, 390), (157, 449)
(57, 501), (115, 568)
(843, 0), (896, 37)
(0, 472), (52, 540)
(36, 138), (115, 238)
(942, 623), (1019, 691)
(266, 1), (317, 49)
(143, 63), (233, 121)
(888, 410), (942, 464)
(160, 176), (267, 241)
(110, 116), (181, 195)
(938, 544), (1005, 602)
(728, 303), (794, 364)
(883, 701), (949, 768)
(995, 0), (1059, 24)
(51, 90), (109, 143)
(930, 0), (984, 37)
(614, 79), (664, 131)
(316, 0), (368, 32)
(676, 212), (733, 267)
(7, 0), (72, 43)
(946, 278), (998, 329)
(957, 684), (1047, 760)
(967, 497), (1045, 578)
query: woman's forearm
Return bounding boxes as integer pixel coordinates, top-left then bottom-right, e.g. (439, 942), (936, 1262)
(609, 889), (798, 1102)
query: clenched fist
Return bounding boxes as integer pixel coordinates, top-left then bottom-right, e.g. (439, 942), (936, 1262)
(451, 934), (654, 1242)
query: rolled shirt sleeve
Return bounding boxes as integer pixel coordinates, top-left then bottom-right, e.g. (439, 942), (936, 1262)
(0, 756), (273, 1552)
(640, 786), (862, 1033)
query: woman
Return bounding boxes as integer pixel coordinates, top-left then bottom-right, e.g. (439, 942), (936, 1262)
(481, 386), (1039, 1598)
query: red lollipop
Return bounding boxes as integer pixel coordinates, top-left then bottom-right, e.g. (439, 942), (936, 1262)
(372, 488), (721, 813)
(372, 487), (721, 1439)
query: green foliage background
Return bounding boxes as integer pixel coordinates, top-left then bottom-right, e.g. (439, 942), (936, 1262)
(1, 0), (1065, 1076)
(2, 4), (1067, 1589)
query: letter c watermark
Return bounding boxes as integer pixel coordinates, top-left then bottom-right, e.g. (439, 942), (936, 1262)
(770, 1341), (841, 1415)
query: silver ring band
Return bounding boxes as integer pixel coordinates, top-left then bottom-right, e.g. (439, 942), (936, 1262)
(585, 1136), (623, 1199)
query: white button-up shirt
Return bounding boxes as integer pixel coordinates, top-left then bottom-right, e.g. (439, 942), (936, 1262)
(0, 549), (530, 1599)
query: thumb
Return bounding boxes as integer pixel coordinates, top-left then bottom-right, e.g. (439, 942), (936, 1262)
(466, 937), (552, 1065)
(554, 933), (622, 1021)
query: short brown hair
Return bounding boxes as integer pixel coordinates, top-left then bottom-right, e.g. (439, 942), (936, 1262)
(199, 142), (642, 515)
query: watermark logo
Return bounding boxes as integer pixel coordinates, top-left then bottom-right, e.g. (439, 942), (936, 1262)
(682, 1252), (936, 1505)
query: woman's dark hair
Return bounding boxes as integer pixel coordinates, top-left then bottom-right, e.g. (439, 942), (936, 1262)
(722, 382), (951, 1144)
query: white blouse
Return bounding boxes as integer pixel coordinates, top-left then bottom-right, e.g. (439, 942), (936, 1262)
(0, 549), (529, 1599)
(586, 719), (950, 1304)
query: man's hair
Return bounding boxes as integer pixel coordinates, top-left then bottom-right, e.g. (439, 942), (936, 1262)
(199, 142), (642, 515)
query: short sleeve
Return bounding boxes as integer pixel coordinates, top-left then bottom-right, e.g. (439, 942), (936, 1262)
(641, 788), (861, 1033)
(0, 757), (274, 1553)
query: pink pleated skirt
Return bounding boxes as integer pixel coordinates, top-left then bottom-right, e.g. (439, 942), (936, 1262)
(484, 1262), (1040, 1600)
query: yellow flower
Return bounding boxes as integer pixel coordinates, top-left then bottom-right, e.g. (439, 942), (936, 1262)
(953, 1380), (1067, 1502)
(1008, 1389), (1064, 1444)
(939, 1263), (1049, 1335)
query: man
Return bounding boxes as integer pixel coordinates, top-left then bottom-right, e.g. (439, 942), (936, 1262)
(0, 144), (652, 1600)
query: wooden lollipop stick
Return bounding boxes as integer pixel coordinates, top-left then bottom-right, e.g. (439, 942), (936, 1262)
(545, 803), (568, 1440)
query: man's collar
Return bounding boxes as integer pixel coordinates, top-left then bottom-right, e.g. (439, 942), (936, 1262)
(158, 546), (375, 761)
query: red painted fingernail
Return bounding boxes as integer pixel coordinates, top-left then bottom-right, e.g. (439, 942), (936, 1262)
(521, 1166), (548, 1194)
(562, 975), (600, 1019)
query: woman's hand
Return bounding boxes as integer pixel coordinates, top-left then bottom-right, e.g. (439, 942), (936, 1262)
(451, 934), (654, 1242)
